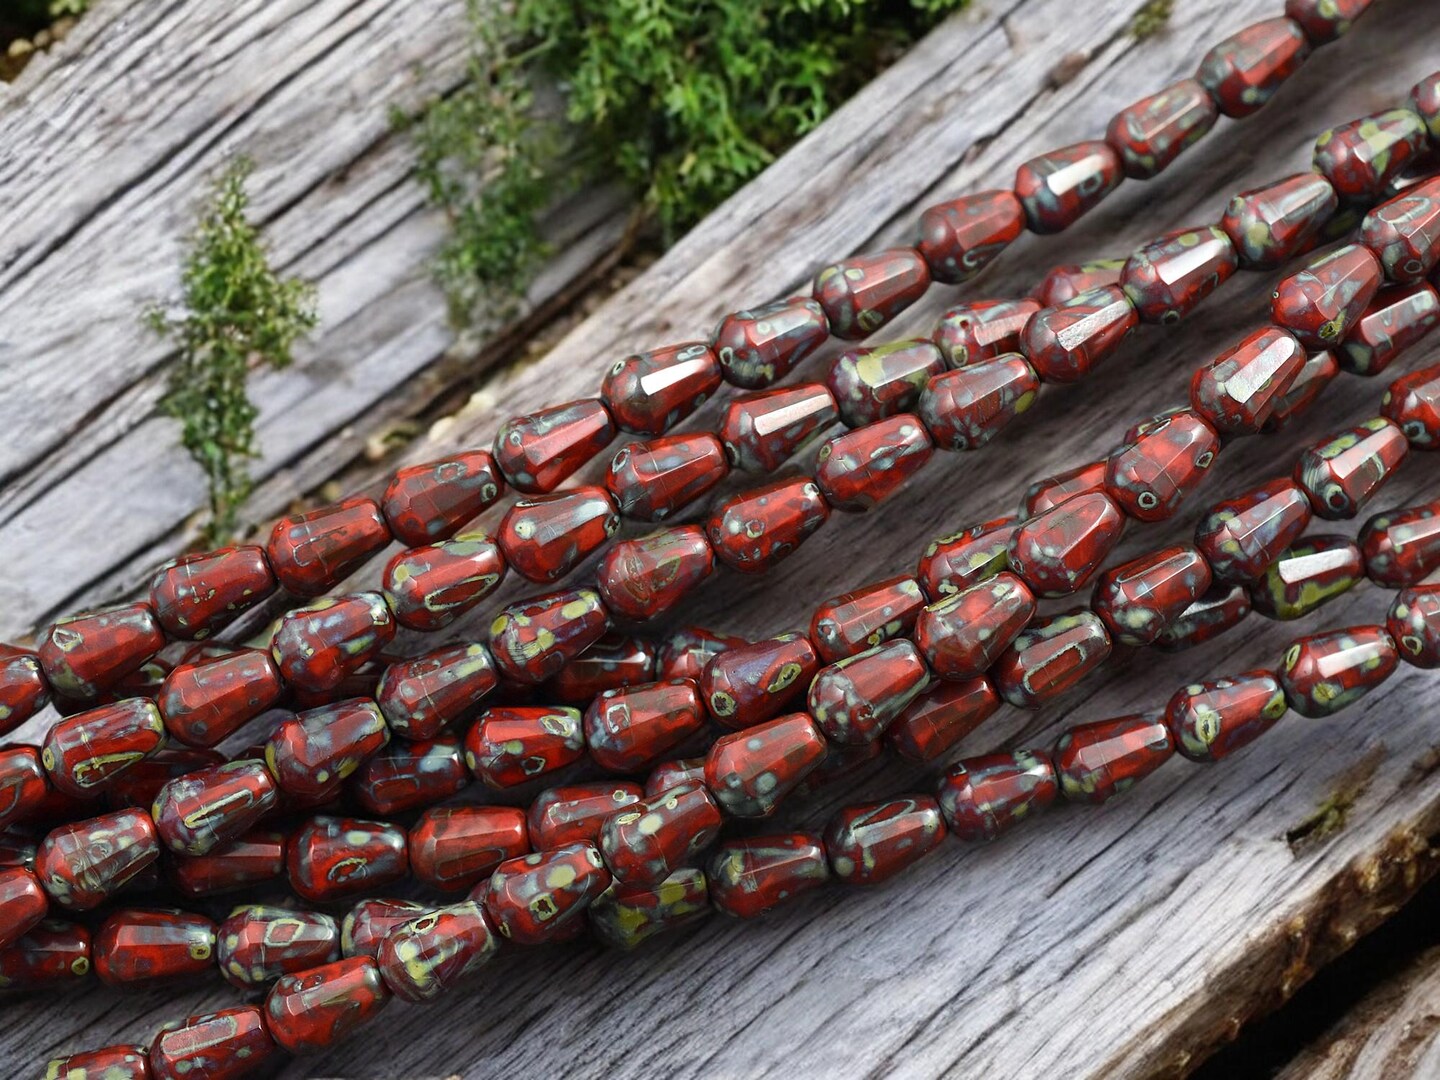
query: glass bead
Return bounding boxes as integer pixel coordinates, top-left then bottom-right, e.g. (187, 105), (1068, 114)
(497, 487), (619, 584)
(589, 867), (710, 950)
(701, 632), (818, 730)
(0, 867), (46, 951)
(1389, 586), (1440, 668)
(1008, 491), (1125, 597)
(0, 919), (92, 990)
(375, 642), (497, 740)
(41, 1046), (151, 1079)
(149, 1006), (277, 1080)
(810, 576), (927, 663)
(41, 698), (165, 799)
(341, 899), (427, 960)
(271, 592), (395, 694)
(1271, 243), (1383, 348)
(1166, 672), (1288, 762)
(1195, 478), (1313, 583)
(158, 649), (283, 748)
(264, 956), (390, 1055)
(992, 609), (1112, 709)
(706, 476), (830, 574)
(1105, 78), (1217, 180)
(1360, 500), (1440, 587)
(381, 449), (504, 547)
(1105, 409), (1220, 523)
(93, 908), (216, 986)
(597, 779), (722, 888)
(376, 901), (499, 1004)
(937, 750), (1057, 840)
(1196, 17), (1310, 118)
(816, 414), (933, 511)
(704, 713), (827, 818)
(1022, 285), (1138, 383)
(1263, 349), (1340, 432)
(721, 383), (838, 473)
(1033, 259), (1126, 307)
(1014, 140), (1123, 234)
(1221, 172), (1337, 269)
(1190, 327), (1306, 435)
(1022, 459), (1107, 517)
(1093, 544), (1213, 647)
(493, 398), (614, 494)
(38, 602), (164, 701)
(1383, 362), (1440, 447)
(1337, 282), (1440, 376)
(1121, 225), (1238, 323)
(489, 587), (610, 684)
(409, 805), (529, 892)
(658, 627), (745, 682)
(152, 760), (278, 857)
(713, 296), (829, 389)
(1294, 417), (1408, 520)
(381, 532), (506, 632)
(1285, 0), (1371, 44)
(824, 796), (945, 884)
(1359, 177), (1440, 285)
(264, 699), (389, 799)
(287, 816), (408, 903)
(915, 189), (1024, 284)
(547, 633), (658, 703)
(150, 546), (276, 640)
(168, 830), (286, 899)
(807, 640), (929, 746)
(886, 678), (1001, 764)
(918, 355), (1039, 450)
(707, 833), (830, 918)
(1313, 107), (1428, 199)
(482, 842), (611, 944)
(266, 496), (390, 598)
(1054, 713), (1173, 804)
(825, 339), (945, 429)
(465, 706), (584, 789)
(349, 734), (467, 817)
(528, 782), (644, 850)
(1249, 536), (1363, 620)
(601, 342), (720, 435)
(915, 572), (1035, 680)
(1279, 625), (1398, 717)
(813, 248), (931, 340)
(0, 746), (47, 830)
(917, 514), (1020, 598)
(646, 757), (707, 797)
(1155, 584), (1253, 652)
(584, 680), (705, 773)
(605, 432), (729, 521)
(933, 297), (1040, 369)
(37, 809), (159, 910)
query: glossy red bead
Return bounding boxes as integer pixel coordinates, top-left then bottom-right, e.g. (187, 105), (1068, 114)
(1249, 535), (1363, 620)
(886, 678), (1000, 763)
(659, 628), (745, 683)
(39, 602), (164, 701)
(825, 339), (944, 430)
(1360, 501), (1440, 587)
(287, 816), (408, 903)
(916, 572), (1034, 680)
(1190, 327), (1307, 435)
(158, 649), (282, 748)
(598, 779), (721, 888)
(1105, 78), (1217, 180)
(713, 296), (829, 389)
(465, 705), (584, 789)
(934, 297), (1041, 369)
(93, 907), (215, 986)
(722, 383), (837, 473)
(376, 901), (500, 1003)
(528, 782), (644, 850)
(1281, 625), (1398, 717)
(493, 397), (615, 494)
(1272, 243), (1383, 348)
(1414, 72), (1440, 141)
(264, 956), (390, 1055)
(584, 679), (705, 773)
(816, 414), (933, 512)
(42, 699), (166, 799)
(605, 432), (729, 522)
(271, 592), (395, 694)
(811, 576), (926, 663)
(1221, 172), (1338, 269)
(919, 355), (1039, 451)
(152, 759), (278, 857)
(37, 808), (160, 910)
(168, 830), (287, 899)
(1383, 362), (1440, 447)
(1155, 584), (1254, 652)
(265, 699), (389, 798)
(375, 642), (496, 740)
(1008, 491), (1124, 597)
(1013, 140), (1122, 234)
(813, 248), (930, 340)
(703, 712), (826, 819)
(1195, 478), (1312, 583)
(149, 1006), (277, 1080)
(1360, 178), (1440, 285)
(992, 609), (1112, 710)
(349, 734), (467, 816)
(646, 757), (706, 796)
(1023, 285), (1138, 383)
(150, 546), (277, 640)
(409, 805), (529, 891)
(1263, 349), (1341, 432)
(601, 342), (721, 435)
(707, 833), (830, 918)
(103, 745), (222, 813)
(0, 919), (91, 990)
(0, 647), (47, 737)
(381, 449), (504, 547)
(1196, 17), (1310, 118)
(381, 533), (506, 632)
(702, 632), (819, 729)
(1314, 107), (1428, 199)
(547, 633), (658, 703)
(0, 867), (46, 950)
(1389, 586), (1440, 668)
(916, 189), (1024, 284)
(499, 487), (619, 584)
(1094, 544), (1213, 646)
(1054, 713), (1173, 804)
(824, 796), (945, 885)
(937, 750), (1058, 841)
(266, 496), (389, 598)
(341, 898), (427, 959)
(483, 842), (611, 944)
(0, 747), (47, 830)
(807, 639), (929, 746)
(1167, 671), (1288, 763)
(1019, 460), (1104, 518)
(1338, 282), (1440, 376)
(1122, 226), (1238, 324)
(1034, 259), (1126, 307)
(489, 587), (610, 685)
(1285, 0), (1370, 43)
(918, 514), (1020, 598)
(596, 526), (716, 623)
(707, 476), (829, 574)
(1295, 417), (1408, 520)
(1105, 410), (1220, 523)
(589, 866), (710, 949)
(42, 1046), (151, 1079)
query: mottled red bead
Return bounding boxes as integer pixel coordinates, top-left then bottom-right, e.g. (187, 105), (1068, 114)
(1196, 17), (1310, 118)
(489, 586), (610, 684)
(483, 842), (611, 944)
(645, 757), (706, 796)
(0, 647), (47, 737)
(1264, 349), (1341, 432)
(265, 956), (390, 1055)
(584, 679), (705, 773)
(1412, 71), (1440, 141)
(1383, 362), (1440, 447)
(1360, 178), (1440, 285)
(265, 699), (389, 798)
(39, 602), (164, 701)
(93, 907), (215, 986)
(341, 899), (427, 959)
(658, 628), (744, 683)
(0, 747), (47, 830)
(807, 639), (929, 746)
(1055, 713), (1173, 804)
(287, 816), (408, 903)
(528, 782), (644, 850)
(1250, 535), (1363, 621)
(409, 805), (529, 891)
(1008, 491), (1125, 597)
(41, 699), (165, 799)
(376, 901), (499, 1003)
(1023, 285), (1138, 383)
(382, 533), (506, 632)
(1314, 108), (1428, 199)
(1281, 625), (1398, 717)
(0, 918), (91, 990)
(597, 526), (716, 623)
(824, 796), (945, 885)
(1389, 586), (1440, 668)
(152, 759), (278, 857)
(103, 745), (222, 813)
(1190, 327), (1307, 435)
(702, 632), (819, 730)
(707, 476), (830, 574)
(465, 705), (584, 789)
(350, 734), (467, 816)
(886, 678), (1000, 763)
(42, 1046), (152, 1079)
(918, 514), (1020, 598)
(1195, 478), (1312, 583)
(1019, 459), (1105, 517)
(1295, 417), (1408, 520)
(149, 1006), (277, 1080)
(713, 296), (829, 389)
(810, 576), (926, 663)
(1338, 282), (1440, 376)
(704, 712), (827, 819)
(933, 297), (1041, 369)
(375, 644), (495, 741)
(825, 339), (945, 430)
(151, 546), (277, 641)
(1285, 0), (1370, 43)
(598, 779), (721, 888)
(916, 572), (1034, 680)
(1155, 583), (1254, 652)
(271, 592), (395, 694)
(1121, 226), (1238, 324)
(1168, 672), (1289, 762)
(919, 355), (1039, 450)
(1106, 409), (1220, 523)
(707, 833), (829, 918)
(1105, 78), (1217, 180)
(168, 830), (287, 899)
(158, 649), (281, 748)
(494, 398), (615, 494)
(37, 808), (159, 910)
(815, 414), (933, 512)
(0, 867), (46, 950)
(722, 383), (837, 473)
(1013, 140), (1123, 234)
(992, 609), (1112, 709)
(381, 449), (504, 547)
(589, 866), (710, 949)
(495, 487), (618, 585)
(547, 633), (658, 703)
(601, 342), (721, 436)
(813, 248), (930, 340)
(1272, 243), (1383, 348)
(916, 189), (1024, 284)
(1221, 172), (1338, 269)
(605, 432), (729, 522)
(1093, 545), (1213, 647)
(1034, 259), (1126, 307)
(937, 750), (1058, 841)
(266, 497), (389, 599)
(1361, 501), (1440, 587)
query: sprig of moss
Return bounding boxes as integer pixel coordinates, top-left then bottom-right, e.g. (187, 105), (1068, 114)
(145, 158), (318, 547)
(1131, 0), (1173, 40)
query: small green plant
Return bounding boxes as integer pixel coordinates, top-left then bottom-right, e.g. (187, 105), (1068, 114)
(1131, 0), (1173, 40)
(145, 158), (318, 547)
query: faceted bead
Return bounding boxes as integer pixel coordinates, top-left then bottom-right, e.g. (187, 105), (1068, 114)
(1272, 243), (1383, 348)
(287, 816), (408, 903)
(1155, 584), (1254, 652)
(375, 642), (497, 740)
(0, 919), (91, 990)
(1263, 349), (1341, 432)
(1093, 545), (1213, 647)
(1250, 536), (1363, 620)
(707, 833), (830, 918)
(598, 779), (721, 888)
(1105, 410), (1220, 523)
(1338, 282), (1440, 376)
(37, 809), (159, 910)
(529, 782), (643, 850)
(1389, 586), (1440, 668)
(41, 1046), (151, 1079)
(1360, 179), (1440, 285)
(992, 609), (1112, 709)
(916, 573), (1035, 680)
(592, 528), (712, 625)
(601, 342), (721, 436)
(465, 705), (584, 788)
(41, 698), (165, 798)
(494, 398), (615, 494)
(646, 757), (706, 796)
(104, 745), (222, 814)
(1013, 141), (1123, 234)
(1121, 226), (1238, 324)
(483, 842), (610, 944)
(589, 866), (710, 949)
(721, 383), (837, 473)
(0, 647), (48, 737)
(157, 650), (281, 749)
(713, 296), (829, 389)
(1054, 713), (1173, 804)
(1295, 417), (1408, 519)
(266, 497), (389, 598)
(1195, 478), (1313, 583)
(169, 830), (286, 899)
(659, 628), (745, 683)
(271, 592), (395, 694)
(933, 297), (1041, 369)
(813, 248), (931, 340)
(1196, 17), (1310, 118)
(816, 414), (933, 512)
(264, 956), (391, 1055)
(265, 699), (389, 798)
(1167, 672), (1289, 762)
(1413, 72), (1440, 141)
(349, 734), (467, 816)
(937, 750), (1058, 841)
(705, 713), (827, 819)
(39, 602), (164, 701)
(702, 632), (818, 729)
(824, 796), (945, 885)
(1034, 261), (1125, 309)
(1280, 625), (1398, 717)
(382, 533), (506, 632)
(547, 633), (658, 703)
(1221, 173), (1338, 269)
(381, 449), (504, 547)
(0, 747), (47, 830)
(1383, 362), (1440, 447)
(497, 487), (619, 584)
(1285, 0), (1370, 43)
(807, 639), (930, 746)
(1022, 285), (1138, 383)
(1008, 491), (1125, 597)
(0, 867), (46, 950)
(152, 760), (278, 857)
(488, 587), (610, 684)
(149, 1006), (277, 1080)
(811, 576), (926, 663)
(1021, 460), (1107, 517)
(1361, 501), (1440, 587)
(376, 901), (499, 1003)
(919, 356), (1039, 450)
(1190, 327), (1307, 435)
(707, 476), (829, 574)
(584, 679), (705, 773)
(886, 678), (1000, 763)
(1105, 78), (1217, 180)
(915, 190), (1024, 284)
(606, 432), (729, 522)
(409, 805), (529, 891)
(1313, 108), (1428, 199)
(341, 899), (427, 959)
(93, 908), (215, 986)
(151, 546), (277, 640)
(826, 339), (945, 429)
(918, 514), (1021, 599)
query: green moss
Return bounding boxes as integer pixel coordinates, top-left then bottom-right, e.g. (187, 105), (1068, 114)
(1131, 0), (1173, 40)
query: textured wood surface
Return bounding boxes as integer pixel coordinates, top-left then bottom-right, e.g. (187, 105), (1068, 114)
(4, 0), (1440, 1078)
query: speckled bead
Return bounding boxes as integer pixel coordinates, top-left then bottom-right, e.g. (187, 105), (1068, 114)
(382, 533), (506, 632)
(706, 476), (829, 574)
(497, 487), (619, 584)
(409, 805), (529, 891)
(1285, 0), (1371, 43)
(1196, 17), (1310, 118)
(825, 339), (945, 429)
(548, 633), (658, 703)
(0, 746), (47, 830)
(584, 679), (705, 773)
(0, 919), (92, 990)
(1014, 141), (1123, 234)
(101, 744), (221, 814)
(1195, 478), (1313, 583)
(375, 642), (497, 740)
(937, 750), (1058, 841)
(707, 833), (830, 918)
(41, 698), (166, 798)
(494, 398), (615, 494)
(483, 842), (610, 944)
(646, 757), (707, 796)
(1094, 545), (1213, 647)
(655, 629), (742, 685)
(702, 633), (818, 730)
(992, 609), (1112, 710)
(265, 699), (389, 798)
(1389, 586), (1440, 668)
(1412, 72), (1440, 140)
(1338, 282), (1440, 376)
(1295, 417), (1408, 519)
(815, 414), (933, 512)
(42, 1046), (152, 1079)
(0, 868), (46, 951)
(916, 190), (1024, 284)
(271, 592), (395, 694)
(823, 797), (942, 885)
(1023, 286), (1139, 383)
(1279, 625), (1398, 717)
(888, 679), (1000, 764)
(1313, 108), (1428, 199)
(1360, 501), (1440, 587)
(0, 647), (48, 736)
(158, 649), (282, 748)
(151, 547), (277, 641)
(264, 956), (390, 1055)
(919, 355), (1039, 451)
(1264, 350), (1342, 432)
(811, 576), (927, 663)
(598, 780), (721, 889)
(1156, 584), (1254, 652)
(601, 342), (721, 435)
(489, 587), (610, 684)
(721, 383), (837, 473)
(149, 1006), (277, 1080)
(918, 514), (1021, 597)
(376, 901), (499, 1004)
(704, 713), (827, 818)
(1034, 259), (1126, 307)
(1163, 673), (1290, 766)
(528, 783), (644, 849)
(606, 432), (729, 522)
(1221, 172), (1338, 269)
(381, 449), (504, 547)
(266, 497), (389, 599)
(1250, 536), (1363, 620)
(465, 705), (585, 789)
(1105, 410), (1220, 523)
(93, 908), (215, 986)
(1190, 327), (1307, 435)
(287, 816), (408, 903)
(151, 760), (278, 857)
(1360, 179), (1440, 285)
(1021, 460), (1106, 517)
(1008, 491), (1125, 597)
(349, 734), (467, 816)
(1106, 78), (1218, 180)
(1383, 362), (1440, 448)
(1272, 243), (1383, 348)
(169, 830), (287, 899)
(39, 602), (165, 701)
(589, 867), (710, 949)
(807, 640), (930, 746)
(1054, 713), (1173, 804)
(713, 297), (830, 389)
(1121, 226), (1238, 324)
(915, 573), (1034, 681)
(341, 899), (427, 959)
(933, 298), (1041, 369)
(813, 248), (931, 340)
(37, 809), (159, 910)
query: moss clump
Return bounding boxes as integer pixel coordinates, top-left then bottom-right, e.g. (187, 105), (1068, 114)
(1131, 0), (1174, 40)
